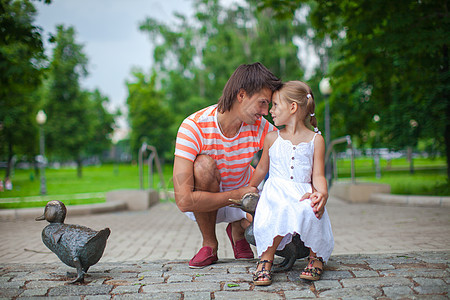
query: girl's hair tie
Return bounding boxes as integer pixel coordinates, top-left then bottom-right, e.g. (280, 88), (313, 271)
(314, 127), (322, 134)
(310, 113), (315, 117)
(306, 93), (312, 99)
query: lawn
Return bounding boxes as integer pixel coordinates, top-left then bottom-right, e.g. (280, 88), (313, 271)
(334, 157), (448, 196)
(0, 163), (174, 209)
(1, 157), (448, 209)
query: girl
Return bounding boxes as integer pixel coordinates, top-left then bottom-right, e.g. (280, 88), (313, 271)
(249, 81), (334, 285)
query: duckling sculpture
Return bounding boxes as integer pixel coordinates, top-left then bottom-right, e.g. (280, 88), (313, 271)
(36, 200), (110, 283)
(229, 193), (309, 272)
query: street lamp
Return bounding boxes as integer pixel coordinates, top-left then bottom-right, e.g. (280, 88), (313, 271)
(319, 77), (332, 183)
(36, 110), (47, 195)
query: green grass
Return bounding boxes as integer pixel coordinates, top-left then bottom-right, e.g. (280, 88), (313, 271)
(0, 197), (105, 209)
(335, 157), (449, 196)
(1, 157), (448, 209)
(0, 163), (174, 209)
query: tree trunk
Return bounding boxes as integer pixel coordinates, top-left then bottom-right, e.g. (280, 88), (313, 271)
(407, 147), (414, 174)
(443, 44), (450, 180)
(5, 136), (13, 179)
(76, 157), (83, 178)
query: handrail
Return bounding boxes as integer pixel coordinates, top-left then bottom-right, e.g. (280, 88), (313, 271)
(138, 143), (168, 200)
(325, 135), (355, 184)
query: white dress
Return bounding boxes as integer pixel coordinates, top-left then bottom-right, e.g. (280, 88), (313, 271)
(253, 132), (334, 262)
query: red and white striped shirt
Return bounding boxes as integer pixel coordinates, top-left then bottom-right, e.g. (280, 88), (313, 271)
(175, 105), (275, 191)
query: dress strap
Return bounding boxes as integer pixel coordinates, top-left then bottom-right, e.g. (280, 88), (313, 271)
(311, 133), (318, 143)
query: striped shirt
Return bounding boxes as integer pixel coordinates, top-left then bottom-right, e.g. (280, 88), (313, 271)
(174, 105), (276, 191)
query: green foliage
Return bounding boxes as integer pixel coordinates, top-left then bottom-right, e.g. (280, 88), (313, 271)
(126, 71), (175, 160)
(312, 0), (449, 169)
(0, 0), (48, 177)
(133, 0), (309, 160)
(83, 89), (116, 158)
(259, 0), (450, 178)
(43, 25), (115, 177)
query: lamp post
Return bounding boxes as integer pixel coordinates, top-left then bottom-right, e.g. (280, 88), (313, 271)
(36, 110), (47, 195)
(319, 77), (332, 183)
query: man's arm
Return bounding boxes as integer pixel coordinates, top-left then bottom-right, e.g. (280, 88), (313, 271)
(173, 156), (257, 213)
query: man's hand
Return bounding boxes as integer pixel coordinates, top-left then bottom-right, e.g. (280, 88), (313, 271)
(300, 192), (327, 219)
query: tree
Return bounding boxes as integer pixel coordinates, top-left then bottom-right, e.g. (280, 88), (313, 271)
(261, 0), (450, 178)
(0, 0), (48, 178)
(126, 71), (174, 161)
(44, 25), (90, 177)
(83, 89), (116, 160)
(136, 0), (308, 159)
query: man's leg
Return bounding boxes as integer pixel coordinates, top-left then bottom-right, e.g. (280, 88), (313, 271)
(192, 155), (221, 253)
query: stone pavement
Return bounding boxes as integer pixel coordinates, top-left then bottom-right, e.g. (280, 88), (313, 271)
(0, 196), (449, 299)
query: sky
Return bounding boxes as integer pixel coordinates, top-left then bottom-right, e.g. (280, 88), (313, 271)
(34, 0), (194, 120)
(33, 0), (318, 135)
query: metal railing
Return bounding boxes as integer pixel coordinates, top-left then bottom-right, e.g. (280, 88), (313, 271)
(325, 135), (355, 186)
(138, 143), (168, 200)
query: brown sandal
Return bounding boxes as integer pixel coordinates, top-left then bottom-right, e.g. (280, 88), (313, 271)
(300, 256), (324, 281)
(253, 260), (273, 286)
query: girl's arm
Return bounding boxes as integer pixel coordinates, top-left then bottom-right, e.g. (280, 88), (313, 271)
(309, 134), (328, 219)
(248, 131), (276, 188)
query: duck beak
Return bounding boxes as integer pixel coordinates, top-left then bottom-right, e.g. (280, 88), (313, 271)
(228, 198), (242, 208)
(35, 214), (45, 221)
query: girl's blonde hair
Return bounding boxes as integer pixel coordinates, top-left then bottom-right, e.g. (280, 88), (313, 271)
(278, 81), (318, 130)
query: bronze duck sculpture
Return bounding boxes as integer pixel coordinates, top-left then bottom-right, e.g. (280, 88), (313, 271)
(36, 200), (110, 283)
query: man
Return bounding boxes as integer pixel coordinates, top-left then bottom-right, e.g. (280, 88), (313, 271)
(173, 62), (282, 268)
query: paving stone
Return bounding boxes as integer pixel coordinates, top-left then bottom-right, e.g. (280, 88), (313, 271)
(382, 268), (448, 278)
(352, 270), (379, 277)
(17, 288), (48, 297)
(283, 289), (317, 298)
(131, 275), (165, 285)
(84, 296), (111, 300)
(321, 270), (353, 280)
(313, 279), (342, 291)
(319, 286), (382, 298)
(111, 285), (141, 294)
(341, 276), (412, 288)
(0, 280), (25, 288)
(223, 281), (251, 291)
(142, 282), (220, 293)
(138, 270), (165, 277)
(25, 280), (67, 289)
(413, 277), (449, 294)
(193, 273), (249, 282)
(227, 266), (249, 274)
(214, 291), (283, 299)
(382, 286), (414, 298)
(114, 293), (181, 300)
(48, 285), (113, 296)
(20, 297), (81, 300)
(184, 291), (211, 300)
(367, 263), (395, 270)
(166, 274), (193, 283)
(0, 288), (24, 298)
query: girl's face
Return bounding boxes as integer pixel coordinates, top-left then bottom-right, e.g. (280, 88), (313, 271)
(270, 91), (291, 126)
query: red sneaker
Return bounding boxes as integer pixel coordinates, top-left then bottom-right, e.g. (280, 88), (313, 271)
(226, 223), (254, 259)
(189, 246), (218, 269)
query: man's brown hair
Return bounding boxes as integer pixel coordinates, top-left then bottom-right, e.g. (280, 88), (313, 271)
(217, 62), (282, 113)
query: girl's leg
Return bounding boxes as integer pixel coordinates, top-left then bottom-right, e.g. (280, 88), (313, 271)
(300, 249), (324, 280)
(254, 236), (283, 283)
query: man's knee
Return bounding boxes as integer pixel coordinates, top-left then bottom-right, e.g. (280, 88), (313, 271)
(194, 155), (220, 192)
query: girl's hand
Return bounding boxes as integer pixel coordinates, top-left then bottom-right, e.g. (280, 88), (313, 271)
(300, 192), (328, 219)
(239, 185), (259, 196)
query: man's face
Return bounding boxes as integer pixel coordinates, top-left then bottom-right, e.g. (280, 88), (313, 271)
(239, 88), (272, 125)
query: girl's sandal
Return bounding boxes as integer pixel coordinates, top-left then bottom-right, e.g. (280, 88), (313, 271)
(300, 256), (324, 281)
(253, 260), (273, 286)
